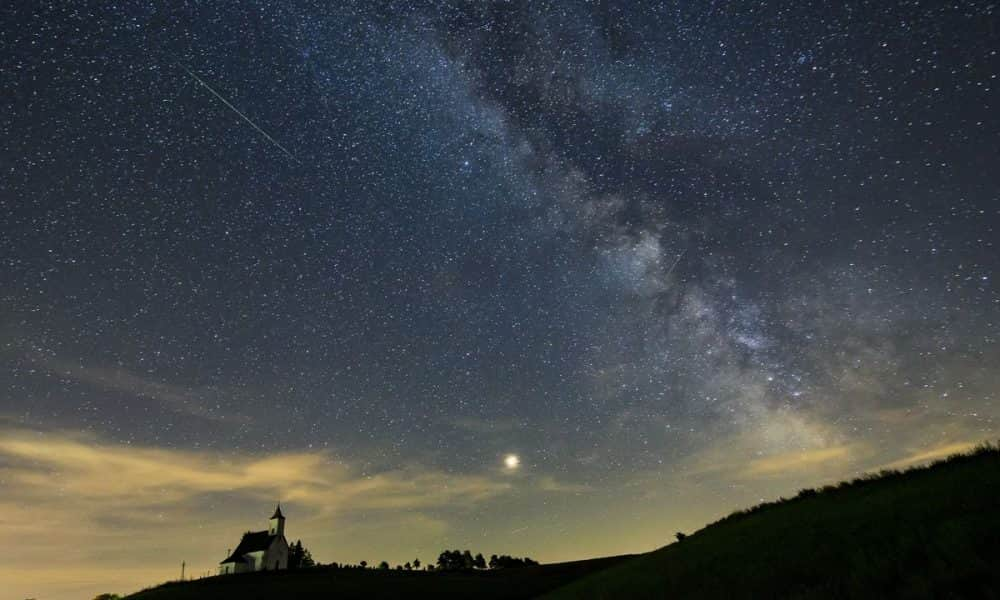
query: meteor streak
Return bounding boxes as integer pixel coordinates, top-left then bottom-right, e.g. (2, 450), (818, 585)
(665, 248), (686, 279)
(182, 65), (299, 163)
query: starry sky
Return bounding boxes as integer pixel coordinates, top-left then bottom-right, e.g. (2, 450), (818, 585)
(2, 1), (998, 598)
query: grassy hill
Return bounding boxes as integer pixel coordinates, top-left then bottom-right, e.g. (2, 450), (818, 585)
(545, 443), (1000, 599)
(125, 555), (634, 600)
(127, 444), (1000, 600)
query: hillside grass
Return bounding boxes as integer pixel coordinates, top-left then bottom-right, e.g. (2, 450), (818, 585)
(125, 555), (633, 600)
(545, 443), (1000, 599)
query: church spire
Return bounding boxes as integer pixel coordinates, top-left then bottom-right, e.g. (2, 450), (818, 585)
(268, 503), (285, 536)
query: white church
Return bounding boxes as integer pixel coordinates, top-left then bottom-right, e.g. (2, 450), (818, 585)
(219, 505), (290, 574)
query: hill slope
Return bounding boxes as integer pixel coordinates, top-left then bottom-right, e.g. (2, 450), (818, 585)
(546, 444), (1000, 599)
(125, 555), (633, 600)
(126, 445), (1000, 600)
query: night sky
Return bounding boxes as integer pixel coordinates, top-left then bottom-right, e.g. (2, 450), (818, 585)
(2, 2), (998, 598)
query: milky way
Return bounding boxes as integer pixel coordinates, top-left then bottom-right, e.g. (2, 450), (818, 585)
(1, 2), (997, 597)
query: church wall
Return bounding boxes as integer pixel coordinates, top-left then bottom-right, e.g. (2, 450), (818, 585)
(219, 561), (250, 575)
(246, 550), (266, 571)
(267, 537), (289, 570)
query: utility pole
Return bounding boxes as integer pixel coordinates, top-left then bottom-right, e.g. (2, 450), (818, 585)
(181, 560), (186, 581)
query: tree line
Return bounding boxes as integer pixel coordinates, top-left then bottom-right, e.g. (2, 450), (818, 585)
(311, 550), (538, 572)
(436, 549), (538, 571)
(287, 544), (538, 573)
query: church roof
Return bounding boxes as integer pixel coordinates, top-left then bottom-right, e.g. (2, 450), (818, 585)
(220, 530), (277, 564)
(271, 504), (284, 519)
(219, 554), (247, 565)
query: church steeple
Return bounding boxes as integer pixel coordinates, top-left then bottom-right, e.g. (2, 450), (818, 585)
(268, 503), (285, 537)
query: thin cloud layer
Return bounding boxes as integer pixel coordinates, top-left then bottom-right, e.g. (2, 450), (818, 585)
(0, 427), (511, 514)
(0, 426), (511, 599)
(31, 356), (247, 423)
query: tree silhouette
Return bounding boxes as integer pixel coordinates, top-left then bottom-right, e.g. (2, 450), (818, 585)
(437, 550), (461, 571)
(488, 554), (538, 569)
(288, 540), (302, 568)
(378, 561), (390, 570)
(413, 558), (421, 569)
(288, 540), (316, 569)
(360, 560), (367, 569)
(434, 549), (538, 570)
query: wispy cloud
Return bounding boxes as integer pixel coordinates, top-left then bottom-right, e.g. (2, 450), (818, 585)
(535, 475), (592, 494)
(878, 441), (981, 471)
(744, 445), (853, 477)
(0, 426), (512, 599)
(32, 357), (247, 423)
(676, 405), (858, 479)
(0, 427), (510, 516)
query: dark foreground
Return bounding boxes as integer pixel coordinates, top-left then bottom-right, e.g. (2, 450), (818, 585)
(128, 444), (1000, 600)
(547, 444), (1000, 599)
(125, 555), (633, 600)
